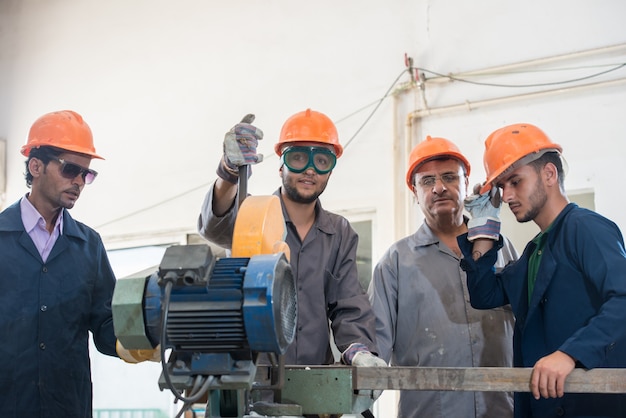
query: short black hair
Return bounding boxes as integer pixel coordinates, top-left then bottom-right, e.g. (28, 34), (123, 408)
(24, 146), (63, 187)
(528, 151), (565, 189)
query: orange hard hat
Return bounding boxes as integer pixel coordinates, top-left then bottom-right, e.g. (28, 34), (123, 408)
(405, 136), (471, 190)
(274, 109), (343, 158)
(21, 110), (104, 159)
(480, 123), (561, 194)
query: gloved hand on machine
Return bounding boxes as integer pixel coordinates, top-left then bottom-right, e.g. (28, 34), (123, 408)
(216, 114), (264, 184)
(464, 183), (502, 242)
(342, 342), (388, 415)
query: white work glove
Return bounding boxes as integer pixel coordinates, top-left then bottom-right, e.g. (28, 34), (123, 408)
(343, 343), (387, 414)
(464, 184), (501, 241)
(116, 340), (161, 364)
(216, 114), (264, 184)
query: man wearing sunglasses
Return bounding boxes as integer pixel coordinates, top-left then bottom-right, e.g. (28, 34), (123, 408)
(198, 109), (386, 415)
(0, 110), (119, 417)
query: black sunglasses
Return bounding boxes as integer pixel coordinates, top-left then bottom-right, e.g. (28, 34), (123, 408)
(50, 157), (98, 185)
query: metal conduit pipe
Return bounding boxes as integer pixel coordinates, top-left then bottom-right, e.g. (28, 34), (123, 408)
(426, 42), (626, 83)
(402, 103), (417, 237)
(393, 45), (626, 239)
(396, 76), (626, 238)
(391, 94), (411, 242)
(408, 77), (626, 120)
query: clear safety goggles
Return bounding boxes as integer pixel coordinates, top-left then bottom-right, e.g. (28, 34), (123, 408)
(281, 146), (337, 175)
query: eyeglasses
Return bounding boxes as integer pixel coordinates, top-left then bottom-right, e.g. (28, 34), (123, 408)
(282, 146), (337, 175)
(50, 157), (98, 185)
(416, 173), (461, 188)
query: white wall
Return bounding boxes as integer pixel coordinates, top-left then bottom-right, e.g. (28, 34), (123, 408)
(397, 43), (626, 241)
(0, 0), (420, 257)
(2, 0), (626, 416)
(392, 0), (626, 242)
(3, 1), (624, 257)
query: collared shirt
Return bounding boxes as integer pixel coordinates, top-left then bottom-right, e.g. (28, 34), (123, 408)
(527, 223), (553, 303)
(197, 185), (378, 365)
(370, 219), (518, 418)
(20, 194), (63, 262)
(0, 199), (118, 417)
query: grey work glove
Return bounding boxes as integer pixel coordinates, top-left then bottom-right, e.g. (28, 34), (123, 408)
(465, 183), (501, 241)
(349, 349), (387, 414)
(224, 114), (264, 166)
(216, 114), (264, 183)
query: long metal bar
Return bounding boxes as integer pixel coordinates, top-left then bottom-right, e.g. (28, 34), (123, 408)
(353, 366), (626, 394)
(196, 366), (626, 417)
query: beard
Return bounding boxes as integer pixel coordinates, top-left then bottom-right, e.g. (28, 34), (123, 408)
(282, 174), (328, 204)
(517, 176), (548, 223)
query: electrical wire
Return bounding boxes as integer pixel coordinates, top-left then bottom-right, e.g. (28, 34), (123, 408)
(160, 280), (215, 408)
(419, 62), (626, 88)
(342, 68), (409, 150)
(95, 61), (624, 229)
(95, 69), (412, 230)
(94, 181), (210, 229)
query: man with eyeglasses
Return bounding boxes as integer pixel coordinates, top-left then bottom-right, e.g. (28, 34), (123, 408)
(198, 109), (386, 415)
(0, 110), (120, 417)
(368, 136), (518, 418)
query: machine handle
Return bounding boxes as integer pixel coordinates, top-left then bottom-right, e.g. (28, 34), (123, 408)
(238, 113), (255, 206)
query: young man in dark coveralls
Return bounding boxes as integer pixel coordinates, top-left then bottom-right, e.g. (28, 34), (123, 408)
(459, 123), (626, 417)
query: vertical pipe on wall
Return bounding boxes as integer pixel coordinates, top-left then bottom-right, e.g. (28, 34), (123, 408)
(0, 139), (5, 210)
(392, 93), (408, 241)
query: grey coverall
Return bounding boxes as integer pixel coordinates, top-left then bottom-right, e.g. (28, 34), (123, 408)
(368, 219), (518, 418)
(198, 185), (378, 365)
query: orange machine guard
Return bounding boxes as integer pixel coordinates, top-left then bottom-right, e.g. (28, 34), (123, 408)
(231, 195), (290, 261)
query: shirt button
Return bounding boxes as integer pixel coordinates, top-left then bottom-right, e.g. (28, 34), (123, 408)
(39, 343), (46, 350)
(42, 266), (48, 273)
(40, 305), (47, 312)
(555, 406), (565, 416)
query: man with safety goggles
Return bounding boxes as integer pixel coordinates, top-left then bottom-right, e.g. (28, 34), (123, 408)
(198, 108), (387, 416)
(281, 145), (337, 175)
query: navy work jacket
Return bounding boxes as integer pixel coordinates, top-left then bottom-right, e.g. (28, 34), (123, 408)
(0, 201), (118, 417)
(459, 203), (626, 418)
